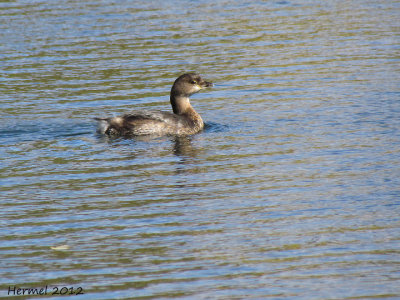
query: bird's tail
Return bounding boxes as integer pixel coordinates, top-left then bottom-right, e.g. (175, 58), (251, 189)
(94, 117), (110, 134)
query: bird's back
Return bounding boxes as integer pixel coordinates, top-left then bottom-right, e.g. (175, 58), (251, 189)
(96, 109), (203, 136)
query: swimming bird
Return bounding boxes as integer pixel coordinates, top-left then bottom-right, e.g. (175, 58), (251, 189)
(95, 73), (213, 136)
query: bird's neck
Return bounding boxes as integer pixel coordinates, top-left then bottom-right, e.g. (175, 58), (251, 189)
(170, 94), (204, 130)
(170, 95), (193, 115)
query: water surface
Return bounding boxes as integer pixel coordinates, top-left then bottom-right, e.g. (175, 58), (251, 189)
(1, 0), (400, 299)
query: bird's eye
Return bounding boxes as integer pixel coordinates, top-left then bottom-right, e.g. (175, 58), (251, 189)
(190, 80), (197, 85)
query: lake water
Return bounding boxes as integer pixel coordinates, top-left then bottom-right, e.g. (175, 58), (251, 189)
(1, 0), (400, 299)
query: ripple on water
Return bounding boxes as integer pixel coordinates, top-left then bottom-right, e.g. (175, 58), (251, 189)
(1, 0), (400, 299)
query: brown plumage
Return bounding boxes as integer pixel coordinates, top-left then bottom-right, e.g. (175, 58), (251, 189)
(95, 73), (213, 136)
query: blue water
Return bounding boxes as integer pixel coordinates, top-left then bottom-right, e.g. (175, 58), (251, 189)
(1, 0), (400, 299)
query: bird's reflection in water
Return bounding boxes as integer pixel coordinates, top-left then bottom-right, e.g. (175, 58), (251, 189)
(96, 132), (204, 175)
(171, 135), (205, 177)
(172, 135), (197, 157)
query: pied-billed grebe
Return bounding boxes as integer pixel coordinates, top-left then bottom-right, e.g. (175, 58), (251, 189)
(95, 73), (213, 136)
